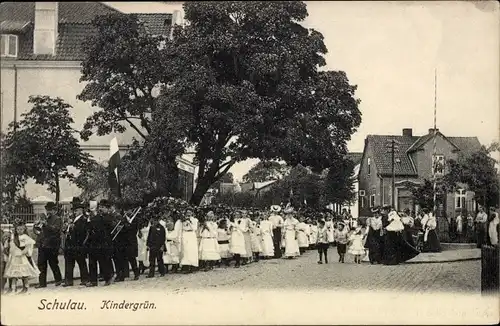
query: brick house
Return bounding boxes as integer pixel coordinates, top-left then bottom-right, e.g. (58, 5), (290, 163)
(358, 128), (482, 218)
(0, 2), (195, 202)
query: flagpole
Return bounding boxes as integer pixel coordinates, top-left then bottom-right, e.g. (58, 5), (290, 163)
(432, 68), (438, 217)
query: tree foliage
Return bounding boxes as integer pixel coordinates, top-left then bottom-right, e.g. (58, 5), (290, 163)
(75, 140), (180, 205)
(1, 132), (27, 216)
(243, 160), (289, 182)
(323, 158), (356, 205)
(5, 96), (90, 203)
(409, 179), (447, 212)
(79, 2), (361, 205)
(444, 146), (499, 208)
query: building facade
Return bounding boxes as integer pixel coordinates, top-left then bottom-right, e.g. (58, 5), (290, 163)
(0, 2), (196, 202)
(358, 128), (482, 218)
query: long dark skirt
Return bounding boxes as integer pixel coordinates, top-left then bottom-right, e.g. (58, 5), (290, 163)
(422, 229), (441, 253)
(402, 226), (416, 247)
(365, 228), (383, 264)
(383, 231), (420, 265)
(272, 228), (282, 258)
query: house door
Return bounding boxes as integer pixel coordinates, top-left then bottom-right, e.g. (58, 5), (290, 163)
(397, 188), (413, 213)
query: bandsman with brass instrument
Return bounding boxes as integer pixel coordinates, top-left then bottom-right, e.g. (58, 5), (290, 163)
(34, 202), (63, 288)
(62, 197), (89, 287)
(111, 203), (141, 282)
(86, 199), (114, 287)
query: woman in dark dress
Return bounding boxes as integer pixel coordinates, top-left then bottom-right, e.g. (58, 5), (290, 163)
(381, 206), (419, 265)
(421, 208), (441, 253)
(401, 211), (416, 247)
(364, 207), (384, 264)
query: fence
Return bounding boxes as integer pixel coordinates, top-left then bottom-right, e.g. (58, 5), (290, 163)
(4, 203), (72, 224)
(9, 206), (37, 224)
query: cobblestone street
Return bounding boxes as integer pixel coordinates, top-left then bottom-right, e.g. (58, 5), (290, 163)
(30, 249), (480, 294)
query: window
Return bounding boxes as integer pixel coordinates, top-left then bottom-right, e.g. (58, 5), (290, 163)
(367, 158), (371, 176)
(370, 194), (375, 208)
(432, 154), (445, 176)
(359, 190), (365, 197)
(1, 34), (18, 58)
(360, 196), (365, 208)
(455, 189), (466, 209)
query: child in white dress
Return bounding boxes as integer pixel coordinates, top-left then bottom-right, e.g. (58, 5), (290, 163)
(283, 209), (300, 259)
(229, 216), (246, 268)
(217, 219), (232, 266)
(250, 216), (263, 262)
(348, 227), (366, 264)
(164, 217), (180, 273)
(4, 223), (39, 293)
(296, 216), (310, 254)
(199, 211), (221, 271)
(137, 219), (150, 275)
(259, 214), (275, 259)
(308, 219), (318, 250)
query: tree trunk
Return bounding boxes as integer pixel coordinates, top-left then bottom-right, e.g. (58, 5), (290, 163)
(189, 177), (212, 206)
(55, 174), (60, 204)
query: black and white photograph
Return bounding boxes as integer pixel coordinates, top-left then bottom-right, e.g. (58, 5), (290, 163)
(0, 1), (498, 325)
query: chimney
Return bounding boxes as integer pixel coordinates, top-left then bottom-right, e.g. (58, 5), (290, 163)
(402, 128), (413, 137)
(429, 128), (439, 134)
(34, 2), (58, 55)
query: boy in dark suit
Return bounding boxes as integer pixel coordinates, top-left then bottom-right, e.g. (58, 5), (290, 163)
(147, 217), (166, 278)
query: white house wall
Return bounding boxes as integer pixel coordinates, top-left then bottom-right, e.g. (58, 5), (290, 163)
(1, 62), (196, 200)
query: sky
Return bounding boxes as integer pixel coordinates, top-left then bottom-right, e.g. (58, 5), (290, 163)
(105, 1), (500, 181)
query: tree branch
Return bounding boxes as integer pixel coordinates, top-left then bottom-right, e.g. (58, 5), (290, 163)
(124, 117), (147, 139)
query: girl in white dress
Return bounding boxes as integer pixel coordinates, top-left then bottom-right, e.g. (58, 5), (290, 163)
(176, 208), (199, 273)
(296, 215), (310, 254)
(283, 208), (300, 258)
(229, 214), (246, 268)
(137, 219), (150, 274)
(348, 227), (366, 264)
(259, 213), (275, 259)
(4, 223), (39, 293)
(309, 219), (318, 249)
(250, 214), (263, 262)
(325, 215), (335, 246)
(199, 211), (221, 271)
(217, 218), (232, 266)
(240, 211), (253, 264)
(164, 216), (180, 273)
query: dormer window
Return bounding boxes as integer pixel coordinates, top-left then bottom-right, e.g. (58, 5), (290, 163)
(1, 34), (18, 58)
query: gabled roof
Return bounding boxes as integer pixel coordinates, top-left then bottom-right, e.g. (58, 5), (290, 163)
(0, 2), (120, 24)
(406, 130), (460, 153)
(0, 2), (171, 62)
(366, 135), (419, 176)
(366, 131), (483, 177)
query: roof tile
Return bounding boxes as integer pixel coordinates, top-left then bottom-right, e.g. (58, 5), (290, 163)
(367, 133), (483, 176)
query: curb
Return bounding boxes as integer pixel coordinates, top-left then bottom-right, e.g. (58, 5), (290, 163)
(405, 256), (481, 264)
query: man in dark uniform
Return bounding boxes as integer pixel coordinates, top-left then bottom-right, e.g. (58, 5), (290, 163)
(112, 203), (140, 282)
(62, 197), (89, 287)
(35, 202), (63, 288)
(86, 199), (114, 287)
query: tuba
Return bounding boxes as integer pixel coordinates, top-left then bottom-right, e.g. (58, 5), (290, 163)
(33, 214), (47, 236)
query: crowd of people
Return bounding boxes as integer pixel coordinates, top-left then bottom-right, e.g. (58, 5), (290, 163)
(1, 196), (498, 294)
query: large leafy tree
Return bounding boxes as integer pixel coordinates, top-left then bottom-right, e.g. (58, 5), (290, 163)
(5, 96), (90, 203)
(243, 161), (290, 182)
(79, 2), (361, 205)
(444, 146), (499, 208)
